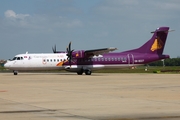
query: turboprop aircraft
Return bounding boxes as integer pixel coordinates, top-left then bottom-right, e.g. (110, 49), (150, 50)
(4, 27), (171, 75)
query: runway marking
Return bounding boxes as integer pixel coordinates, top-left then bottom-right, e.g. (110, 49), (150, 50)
(0, 109), (56, 114)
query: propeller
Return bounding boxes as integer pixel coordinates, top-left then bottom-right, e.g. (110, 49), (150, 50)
(66, 42), (74, 66)
(52, 45), (57, 53)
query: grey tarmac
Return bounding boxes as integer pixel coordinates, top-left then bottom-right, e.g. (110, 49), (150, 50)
(0, 73), (180, 120)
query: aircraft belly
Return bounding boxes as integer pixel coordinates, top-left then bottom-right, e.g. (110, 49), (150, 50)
(64, 64), (143, 72)
(64, 64), (105, 71)
(104, 64), (142, 68)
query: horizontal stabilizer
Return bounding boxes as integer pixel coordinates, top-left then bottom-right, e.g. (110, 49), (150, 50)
(151, 29), (174, 33)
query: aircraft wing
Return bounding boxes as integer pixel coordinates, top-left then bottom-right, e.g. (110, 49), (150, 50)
(85, 47), (117, 56)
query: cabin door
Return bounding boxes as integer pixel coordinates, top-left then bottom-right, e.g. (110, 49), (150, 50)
(127, 54), (134, 65)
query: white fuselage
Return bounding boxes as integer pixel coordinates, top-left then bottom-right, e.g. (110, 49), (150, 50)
(5, 53), (68, 70)
(4, 52), (139, 74)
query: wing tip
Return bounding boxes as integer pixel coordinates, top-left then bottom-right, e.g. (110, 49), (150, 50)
(109, 47), (118, 51)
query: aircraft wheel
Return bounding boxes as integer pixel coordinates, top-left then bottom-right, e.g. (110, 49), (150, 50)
(77, 72), (83, 75)
(77, 69), (84, 75)
(77, 70), (83, 75)
(85, 70), (91, 75)
(13, 71), (18, 75)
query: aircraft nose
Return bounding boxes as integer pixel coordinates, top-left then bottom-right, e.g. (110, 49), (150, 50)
(4, 63), (7, 68)
(4, 62), (10, 69)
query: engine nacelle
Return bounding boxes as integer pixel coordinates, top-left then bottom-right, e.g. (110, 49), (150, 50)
(72, 50), (85, 58)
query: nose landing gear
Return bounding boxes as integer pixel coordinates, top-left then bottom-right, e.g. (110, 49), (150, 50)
(13, 70), (18, 75)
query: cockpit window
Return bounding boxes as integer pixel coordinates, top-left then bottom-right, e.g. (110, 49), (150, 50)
(12, 57), (17, 60)
(12, 57), (23, 60)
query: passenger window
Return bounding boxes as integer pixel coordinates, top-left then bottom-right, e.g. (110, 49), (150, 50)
(47, 59), (49, 62)
(21, 57), (23, 60)
(122, 57), (127, 62)
(54, 59), (56, 62)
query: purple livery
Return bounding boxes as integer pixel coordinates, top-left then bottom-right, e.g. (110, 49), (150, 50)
(63, 27), (170, 75)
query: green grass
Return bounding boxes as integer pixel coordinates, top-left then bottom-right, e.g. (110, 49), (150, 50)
(0, 65), (6, 71)
(94, 66), (180, 73)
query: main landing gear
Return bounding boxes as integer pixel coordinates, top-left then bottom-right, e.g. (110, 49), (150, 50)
(85, 70), (92, 75)
(77, 69), (92, 75)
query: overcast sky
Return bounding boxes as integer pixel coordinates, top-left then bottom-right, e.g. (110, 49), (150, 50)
(0, 0), (180, 59)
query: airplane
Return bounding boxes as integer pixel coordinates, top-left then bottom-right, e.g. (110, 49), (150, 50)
(4, 26), (171, 75)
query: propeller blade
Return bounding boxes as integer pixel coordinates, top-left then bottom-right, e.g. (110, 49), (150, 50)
(66, 42), (74, 67)
(69, 42), (71, 52)
(52, 45), (56, 53)
(55, 45), (56, 53)
(66, 46), (68, 53)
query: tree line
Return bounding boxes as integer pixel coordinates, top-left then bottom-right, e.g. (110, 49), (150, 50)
(149, 58), (180, 66)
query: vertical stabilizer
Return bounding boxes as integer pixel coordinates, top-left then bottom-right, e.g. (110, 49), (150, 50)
(124, 27), (169, 54)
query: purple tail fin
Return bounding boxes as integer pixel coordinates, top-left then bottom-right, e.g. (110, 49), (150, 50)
(124, 27), (169, 54)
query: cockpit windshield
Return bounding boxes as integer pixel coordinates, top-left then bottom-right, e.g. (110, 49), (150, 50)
(12, 57), (17, 60)
(12, 57), (23, 61)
